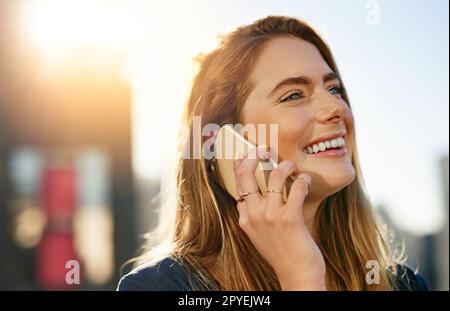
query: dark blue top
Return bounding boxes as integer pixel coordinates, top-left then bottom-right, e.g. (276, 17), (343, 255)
(117, 257), (429, 291)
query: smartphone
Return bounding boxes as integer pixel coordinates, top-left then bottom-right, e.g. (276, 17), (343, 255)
(213, 124), (289, 201)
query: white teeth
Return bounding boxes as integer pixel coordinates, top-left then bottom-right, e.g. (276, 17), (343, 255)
(318, 142), (326, 152)
(304, 136), (346, 155)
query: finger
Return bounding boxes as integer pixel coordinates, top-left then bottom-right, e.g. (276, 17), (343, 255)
(234, 147), (268, 204)
(266, 160), (297, 206)
(285, 173), (312, 217)
(236, 200), (250, 231)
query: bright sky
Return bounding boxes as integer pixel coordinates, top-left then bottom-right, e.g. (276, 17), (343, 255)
(20, 0), (449, 235)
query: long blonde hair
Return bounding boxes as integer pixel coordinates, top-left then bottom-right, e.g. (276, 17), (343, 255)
(132, 15), (403, 290)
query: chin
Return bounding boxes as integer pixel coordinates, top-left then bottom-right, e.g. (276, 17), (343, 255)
(304, 165), (356, 199)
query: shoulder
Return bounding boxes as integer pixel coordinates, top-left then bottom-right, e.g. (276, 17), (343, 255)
(117, 257), (203, 291)
(393, 264), (429, 291)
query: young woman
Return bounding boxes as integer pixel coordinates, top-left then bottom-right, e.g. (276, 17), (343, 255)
(118, 16), (428, 291)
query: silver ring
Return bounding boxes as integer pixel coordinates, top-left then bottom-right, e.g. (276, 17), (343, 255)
(266, 189), (283, 194)
(239, 190), (259, 197)
(238, 190), (259, 202)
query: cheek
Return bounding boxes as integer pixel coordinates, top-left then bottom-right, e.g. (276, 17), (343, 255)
(344, 105), (354, 130)
(242, 105), (310, 155)
(343, 105), (355, 153)
(276, 113), (311, 159)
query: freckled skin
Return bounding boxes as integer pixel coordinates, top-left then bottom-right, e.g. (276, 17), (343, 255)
(242, 37), (356, 200)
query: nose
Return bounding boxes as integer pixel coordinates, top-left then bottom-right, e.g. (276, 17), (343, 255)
(314, 88), (346, 123)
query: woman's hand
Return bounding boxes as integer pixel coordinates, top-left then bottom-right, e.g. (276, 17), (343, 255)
(234, 147), (326, 291)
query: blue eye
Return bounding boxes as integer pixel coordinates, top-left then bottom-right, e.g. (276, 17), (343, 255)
(329, 86), (342, 96)
(280, 90), (304, 103)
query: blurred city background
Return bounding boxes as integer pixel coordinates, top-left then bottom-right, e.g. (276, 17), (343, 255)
(0, 0), (448, 290)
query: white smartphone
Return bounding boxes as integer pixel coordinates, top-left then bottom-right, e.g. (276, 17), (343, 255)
(213, 125), (289, 201)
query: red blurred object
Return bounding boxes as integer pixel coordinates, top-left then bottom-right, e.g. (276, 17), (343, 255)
(37, 232), (78, 289)
(37, 164), (79, 290)
(41, 166), (77, 220)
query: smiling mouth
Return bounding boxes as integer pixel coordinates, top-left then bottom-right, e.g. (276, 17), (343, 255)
(302, 136), (346, 155)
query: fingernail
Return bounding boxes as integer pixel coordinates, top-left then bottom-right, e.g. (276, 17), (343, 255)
(259, 144), (270, 153)
(257, 145), (270, 160)
(256, 147), (269, 160)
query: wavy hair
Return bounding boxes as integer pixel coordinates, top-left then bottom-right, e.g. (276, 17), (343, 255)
(131, 15), (404, 291)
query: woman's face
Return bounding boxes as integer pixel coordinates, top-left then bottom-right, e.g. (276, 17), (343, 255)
(242, 36), (355, 200)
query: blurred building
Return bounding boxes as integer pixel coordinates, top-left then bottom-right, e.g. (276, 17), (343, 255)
(437, 156), (449, 290)
(0, 0), (137, 290)
(377, 155), (449, 290)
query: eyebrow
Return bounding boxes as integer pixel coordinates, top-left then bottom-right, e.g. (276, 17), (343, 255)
(267, 72), (340, 99)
